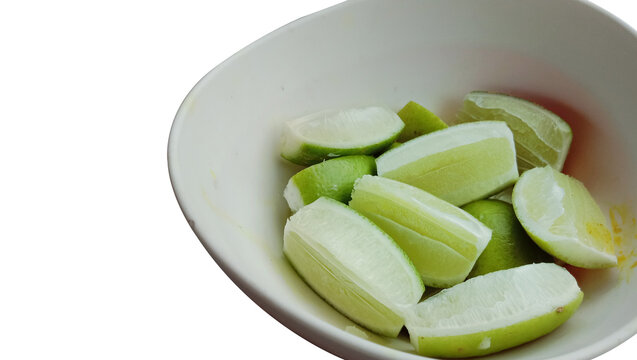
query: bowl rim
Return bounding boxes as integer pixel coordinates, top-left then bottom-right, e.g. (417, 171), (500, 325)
(167, 0), (637, 358)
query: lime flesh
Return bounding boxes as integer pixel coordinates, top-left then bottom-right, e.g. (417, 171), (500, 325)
(489, 186), (513, 203)
(376, 121), (519, 206)
(457, 91), (572, 173)
(512, 166), (617, 268)
(349, 175), (491, 288)
(405, 263), (583, 358)
(283, 197), (424, 337)
(280, 106), (403, 165)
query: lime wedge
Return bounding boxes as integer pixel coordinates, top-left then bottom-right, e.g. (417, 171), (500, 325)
(457, 91), (573, 172)
(405, 263), (583, 358)
(283, 155), (376, 212)
(396, 101), (447, 142)
(349, 175), (492, 288)
(462, 199), (552, 278)
(376, 121), (519, 206)
(280, 106), (404, 165)
(512, 166), (617, 268)
(283, 197), (424, 337)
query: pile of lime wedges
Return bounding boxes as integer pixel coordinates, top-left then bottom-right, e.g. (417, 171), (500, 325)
(279, 92), (617, 358)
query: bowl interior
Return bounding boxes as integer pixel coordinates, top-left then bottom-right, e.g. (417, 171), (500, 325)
(168, 0), (637, 358)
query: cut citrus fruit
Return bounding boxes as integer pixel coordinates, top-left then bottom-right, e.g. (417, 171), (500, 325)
(461, 199), (552, 278)
(457, 91), (572, 173)
(349, 175), (492, 288)
(404, 263), (583, 358)
(283, 197), (424, 337)
(280, 106), (403, 165)
(396, 101), (447, 142)
(512, 166), (617, 268)
(283, 155), (376, 212)
(376, 121), (519, 206)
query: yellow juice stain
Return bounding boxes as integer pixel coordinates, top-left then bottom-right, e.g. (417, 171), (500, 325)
(586, 222), (613, 253)
(609, 204), (637, 282)
(610, 208), (623, 233)
(617, 255), (626, 265)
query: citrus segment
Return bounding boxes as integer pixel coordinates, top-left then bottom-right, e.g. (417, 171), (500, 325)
(457, 91), (572, 172)
(281, 106), (403, 165)
(349, 175), (491, 287)
(376, 121), (518, 206)
(512, 166), (617, 268)
(405, 263), (583, 358)
(283, 197), (424, 336)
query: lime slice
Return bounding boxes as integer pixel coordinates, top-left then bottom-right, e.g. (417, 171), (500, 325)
(462, 199), (552, 278)
(283, 155), (376, 212)
(376, 121), (519, 206)
(349, 175), (492, 288)
(283, 197), (424, 337)
(396, 101), (447, 142)
(405, 263), (583, 358)
(457, 91), (573, 172)
(280, 106), (404, 165)
(512, 166), (617, 268)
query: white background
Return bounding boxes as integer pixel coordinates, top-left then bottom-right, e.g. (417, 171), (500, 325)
(1, 0), (635, 359)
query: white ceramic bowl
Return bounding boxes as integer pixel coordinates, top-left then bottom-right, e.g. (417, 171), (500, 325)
(168, 0), (637, 358)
